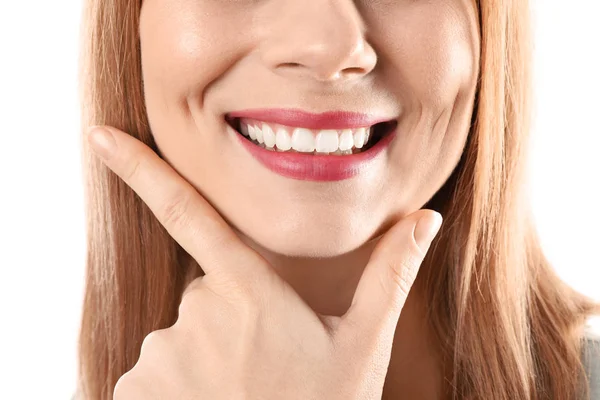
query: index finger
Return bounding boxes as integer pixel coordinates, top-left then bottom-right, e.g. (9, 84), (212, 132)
(86, 125), (255, 276)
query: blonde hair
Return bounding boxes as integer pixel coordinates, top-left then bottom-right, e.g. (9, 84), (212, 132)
(77, 0), (600, 398)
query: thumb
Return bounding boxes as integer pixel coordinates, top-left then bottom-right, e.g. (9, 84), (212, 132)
(338, 209), (442, 343)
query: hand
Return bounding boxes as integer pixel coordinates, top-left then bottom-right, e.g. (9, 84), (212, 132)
(86, 125), (443, 400)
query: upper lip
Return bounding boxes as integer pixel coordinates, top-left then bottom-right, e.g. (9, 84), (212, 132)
(226, 108), (394, 130)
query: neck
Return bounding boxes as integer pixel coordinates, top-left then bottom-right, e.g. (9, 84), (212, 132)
(224, 230), (445, 399)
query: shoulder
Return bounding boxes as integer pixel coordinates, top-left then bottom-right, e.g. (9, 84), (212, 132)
(583, 317), (600, 400)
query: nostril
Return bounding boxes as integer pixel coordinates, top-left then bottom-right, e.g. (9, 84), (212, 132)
(279, 62), (302, 68)
(344, 67), (367, 74)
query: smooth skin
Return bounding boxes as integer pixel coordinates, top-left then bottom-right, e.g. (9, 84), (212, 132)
(86, 126), (442, 399)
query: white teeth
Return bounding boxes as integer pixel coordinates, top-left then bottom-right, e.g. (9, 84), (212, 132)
(237, 118), (380, 154)
(353, 128), (366, 149)
(339, 129), (354, 151)
(262, 124), (276, 148)
(315, 130), (339, 153)
(248, 125), (257, 140)
(275, 128), (292, 151)
(291, 128), (315, 153)
(255, 125), (264, 144)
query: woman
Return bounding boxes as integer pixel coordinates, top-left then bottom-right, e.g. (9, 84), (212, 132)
(76, 0), (600, 398)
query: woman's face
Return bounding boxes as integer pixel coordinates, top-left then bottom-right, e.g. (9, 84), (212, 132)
(139, 0), (480, 257)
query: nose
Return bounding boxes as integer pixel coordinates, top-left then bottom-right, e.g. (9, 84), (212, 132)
(259, 0), (377, 83)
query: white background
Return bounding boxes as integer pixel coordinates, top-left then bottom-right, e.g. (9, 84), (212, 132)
(0, 1), (598, 399)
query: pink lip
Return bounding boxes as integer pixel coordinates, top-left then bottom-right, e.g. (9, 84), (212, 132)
(226, 108), (391, 130)
(228, 120), (397, 181)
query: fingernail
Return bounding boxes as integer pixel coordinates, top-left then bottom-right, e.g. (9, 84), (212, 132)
(88, 127), (116, 160)
(413, 212), (443, 252)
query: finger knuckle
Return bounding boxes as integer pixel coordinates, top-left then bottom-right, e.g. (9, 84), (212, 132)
(113, 371), (144, 400)
(122, 155), (143, 182)
(160, 190), (192, 229)
(181, 277), (204, 300)
(139, 329), (171, 358)
(224, 277), (263, 309)
(386, 254), (420, 298)
(202, 265), (271, 319)
(207, 264), (258, 299)
(216, 277), (265, 318)
(178, 285), (204, 319)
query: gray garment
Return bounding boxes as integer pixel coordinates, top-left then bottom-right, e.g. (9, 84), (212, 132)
(583, 325), (600, 400)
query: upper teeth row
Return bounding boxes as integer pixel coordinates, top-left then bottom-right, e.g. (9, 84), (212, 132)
(239, 118), (372, 154)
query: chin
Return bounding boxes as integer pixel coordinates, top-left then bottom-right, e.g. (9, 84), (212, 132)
(237, 220), (375, 258)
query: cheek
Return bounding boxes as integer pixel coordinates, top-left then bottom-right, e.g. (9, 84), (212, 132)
(416, 12), (478, 163)
(139, 0), (252, 114)
(411, 35), (475, 109)
(382, 5), (478, 110)
(374, 3), (478, 199)
(138, 0), (258, 185)
(404, 28), (476, 189)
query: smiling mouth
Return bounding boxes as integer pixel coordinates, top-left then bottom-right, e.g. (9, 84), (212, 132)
(225, 116), (397, 156)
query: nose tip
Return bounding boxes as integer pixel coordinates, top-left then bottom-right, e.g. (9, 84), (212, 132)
(277, 39), (377, 83)
(260, 2), (377, 84)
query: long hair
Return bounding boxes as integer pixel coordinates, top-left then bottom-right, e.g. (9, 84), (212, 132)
(76, 0), (600, 398)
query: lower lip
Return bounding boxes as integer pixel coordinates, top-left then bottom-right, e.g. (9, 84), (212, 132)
(231, 125), (397, 181)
